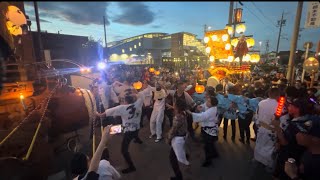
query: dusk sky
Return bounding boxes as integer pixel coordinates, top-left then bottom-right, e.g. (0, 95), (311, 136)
(24, 1), (320, 53)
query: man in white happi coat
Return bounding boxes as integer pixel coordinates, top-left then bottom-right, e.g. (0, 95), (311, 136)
(254, 88), (280, 169)
(149, 82), (168, 142)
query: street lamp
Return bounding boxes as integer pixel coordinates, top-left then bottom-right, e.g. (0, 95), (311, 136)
(259, 41), (262, 55)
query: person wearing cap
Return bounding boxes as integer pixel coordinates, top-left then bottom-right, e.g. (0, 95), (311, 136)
(284, 115), (320, 180)
(271, 98), (311, 179)
(234, 34), (248, 66)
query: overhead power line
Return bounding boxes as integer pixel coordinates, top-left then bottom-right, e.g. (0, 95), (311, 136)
(251, 2), (278, 28)
(242, 3), (277, 35)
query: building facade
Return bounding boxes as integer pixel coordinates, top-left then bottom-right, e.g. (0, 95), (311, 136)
(107, 33), (168, 65)
(107, 32), (207, 68)
(31, 32), (91, 66)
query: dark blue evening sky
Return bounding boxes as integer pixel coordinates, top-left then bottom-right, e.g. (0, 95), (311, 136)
(24, 1), (320, 52)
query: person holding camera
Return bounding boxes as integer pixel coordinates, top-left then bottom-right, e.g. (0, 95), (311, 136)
(96, 86), (151, 174)
(284, 115), (320, 180)
(70, 125), (121, 180)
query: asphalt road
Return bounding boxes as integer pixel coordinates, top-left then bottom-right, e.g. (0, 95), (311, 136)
(47, 118), (273, 180)
(53, 119), (272, 180)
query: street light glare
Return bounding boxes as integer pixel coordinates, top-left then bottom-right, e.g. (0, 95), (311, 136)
(97, 62), (106, 70)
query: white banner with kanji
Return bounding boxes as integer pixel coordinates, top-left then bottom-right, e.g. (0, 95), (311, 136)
(305, 2), (320, 28)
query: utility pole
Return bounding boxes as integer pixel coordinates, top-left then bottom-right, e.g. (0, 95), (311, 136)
(286, 2), (303, 84)
(204, 24), (207, 34)
(265, 40), (269, 61)
(276, 11), (286, 55)
(34, 1), (43, 62)
(228, 1), (234, 25)
(103, 16), (108, 63)
(103, 16), (107, 48)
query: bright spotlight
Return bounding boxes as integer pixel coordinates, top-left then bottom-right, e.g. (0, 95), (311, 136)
(97, 62), (106, 70)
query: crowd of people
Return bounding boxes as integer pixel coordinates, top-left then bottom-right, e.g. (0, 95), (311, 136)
(69, 64), (320, 180)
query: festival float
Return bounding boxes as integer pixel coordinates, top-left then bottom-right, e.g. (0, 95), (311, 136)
(0, 3), (99, 179)
(203, 8), (260, 88)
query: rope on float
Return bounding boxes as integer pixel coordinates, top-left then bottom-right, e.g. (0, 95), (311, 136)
(0, 85), (57, 146)
(22, 84), (58, 161)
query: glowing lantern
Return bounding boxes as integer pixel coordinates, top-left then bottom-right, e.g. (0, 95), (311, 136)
(303, 57), (319, 73)
(225, 26), (233, 35)
(225, 43), (231, 50)
(19, 93), (24, 100)
(236, 24), (246, 34)
(133, 81), (143, 90)
(205, 47), (211, 53)
(211, 35), (218, 41)
(234, 8), (243, 23)
(6, 21), (22, 36)
(246, 38), (255, 48)
(204, 37), (209, 43)
(195, 84), (205, 94)
(222, 34), (229, 42)
(231, 38), (239, 47)
(149, 67), (155, 73)
(275, 96), (286, 118)
(209, 56), (215, 62)
(228, 56), (234, 62)
(155, 70), (160, 75)
(243, 54), (251, 62)
(250, 54), (260, 63)
(6, 6), (27, 26)
(234, 57), (240, 62)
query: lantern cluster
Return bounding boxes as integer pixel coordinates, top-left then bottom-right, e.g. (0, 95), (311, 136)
(149, 67), (155, 73)
(149, 67), (161, 76)
(204, 33), (229, 44)
(204, 29), (235, 61)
